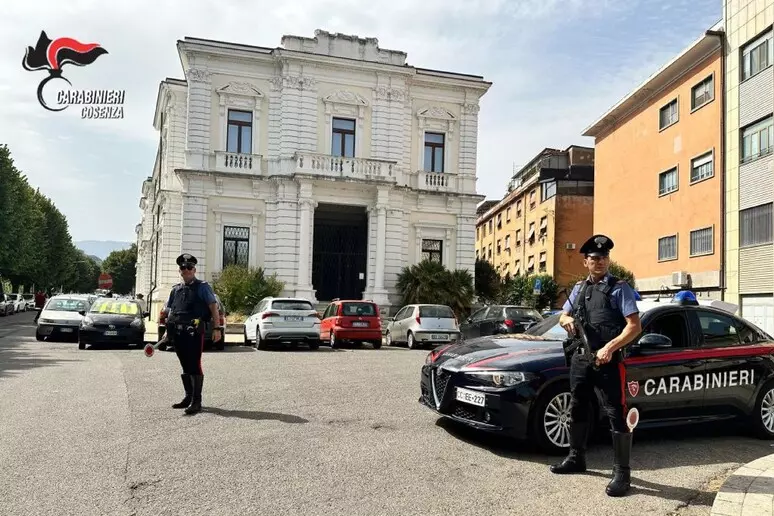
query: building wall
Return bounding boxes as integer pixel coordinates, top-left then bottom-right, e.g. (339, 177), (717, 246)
(593, 52), (723, 293)
(724, 1), (774, 306)
(553, 195), (595, 288)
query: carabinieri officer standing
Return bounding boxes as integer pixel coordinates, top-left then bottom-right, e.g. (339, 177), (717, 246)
(550, 234), (642, 497)
(164, 253), (222, 415)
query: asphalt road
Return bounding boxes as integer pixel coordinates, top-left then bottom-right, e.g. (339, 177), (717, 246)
(1, 311), (772, 516)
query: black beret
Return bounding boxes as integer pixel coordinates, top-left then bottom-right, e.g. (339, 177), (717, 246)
(580, 234), (614, 257)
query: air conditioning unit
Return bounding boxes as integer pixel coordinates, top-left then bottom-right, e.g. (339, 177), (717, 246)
(672, 271), (689, 287)
(565, 243), (576, 250)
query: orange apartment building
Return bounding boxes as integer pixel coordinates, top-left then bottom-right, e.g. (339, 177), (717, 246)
(582, 27), (724, 298)
(475, 146), (595, 293)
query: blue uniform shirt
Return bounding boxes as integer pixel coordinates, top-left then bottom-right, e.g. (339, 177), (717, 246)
(165, 280), (217, 309)
(561, 273), (639, 317)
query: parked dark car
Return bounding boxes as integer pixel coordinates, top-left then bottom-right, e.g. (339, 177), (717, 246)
(78, 298), (149, 349)
(460, 305), (543, 340)
(420, 293), (774, 455)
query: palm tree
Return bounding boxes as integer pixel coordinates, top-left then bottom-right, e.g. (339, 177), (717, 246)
(396, 260), (475, 318)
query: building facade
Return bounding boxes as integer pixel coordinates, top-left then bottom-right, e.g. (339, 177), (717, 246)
(723, 0), (774, 333)
(583, 25), (724, 299)
(475, 146), (595, 290)
(135, 30), (491, 318)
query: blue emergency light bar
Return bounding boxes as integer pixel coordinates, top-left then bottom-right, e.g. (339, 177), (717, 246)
(672, 290), (699, 306)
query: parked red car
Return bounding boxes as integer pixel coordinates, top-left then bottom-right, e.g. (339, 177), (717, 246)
(320, 300), (382, 349)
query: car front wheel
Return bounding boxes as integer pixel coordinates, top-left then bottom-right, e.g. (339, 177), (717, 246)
(530, 382), (585, 455)
(753, 380), (774, 439)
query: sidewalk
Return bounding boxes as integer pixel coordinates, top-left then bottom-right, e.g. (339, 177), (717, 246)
(711, 453), (774, 515)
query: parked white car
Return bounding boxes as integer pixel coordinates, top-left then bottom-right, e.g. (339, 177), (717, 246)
(7, 294), (27, 313)
(384, 304), (461, 349)
(36, 295), (91, 341)
(0, 294), (14, 316)
(244, 297), (320, 350)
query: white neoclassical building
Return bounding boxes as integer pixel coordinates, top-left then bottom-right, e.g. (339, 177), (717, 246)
(134, 30), (491, 317)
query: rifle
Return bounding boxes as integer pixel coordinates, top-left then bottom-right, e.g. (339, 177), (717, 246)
(561, 286), (598, 370)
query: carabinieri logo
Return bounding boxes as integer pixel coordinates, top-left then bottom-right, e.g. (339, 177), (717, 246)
(22, 31), (124, 118)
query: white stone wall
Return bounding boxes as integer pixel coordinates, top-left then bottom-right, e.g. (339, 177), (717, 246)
(180, 194), (209, 274)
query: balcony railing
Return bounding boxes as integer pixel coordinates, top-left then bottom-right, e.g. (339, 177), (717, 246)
(416, 171), (458, 192)
(294, 153), (397, 182)
(213, 151), (263, 174)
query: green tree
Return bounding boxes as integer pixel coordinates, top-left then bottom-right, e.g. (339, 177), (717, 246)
(396, 260), (476, 318)
(64, 250), (101, 293)
(500, 273), (560, 310)
(102, 244), (137, 294)
(212, 265), (285, 314)
(474, 258), (501, 303)
(609, 261), (636, 290)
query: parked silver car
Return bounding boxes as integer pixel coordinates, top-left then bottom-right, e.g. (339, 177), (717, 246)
(384, 304), (461, 349)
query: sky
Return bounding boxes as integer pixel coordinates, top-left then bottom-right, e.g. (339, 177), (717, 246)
(0, 0), (722, 243)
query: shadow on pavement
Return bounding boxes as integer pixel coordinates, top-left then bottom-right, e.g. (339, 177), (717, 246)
(0, 346), (81, 379)
(434, 417), (773, 471)
(203, 406), (309, 424)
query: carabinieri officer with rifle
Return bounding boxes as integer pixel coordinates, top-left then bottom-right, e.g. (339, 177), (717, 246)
(550, 234), (642, 497)
(163, 253), (222, 415)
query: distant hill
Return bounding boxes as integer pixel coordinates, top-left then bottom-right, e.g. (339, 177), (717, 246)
(76, 241), (132, 260)
(87, 255), (103, 266)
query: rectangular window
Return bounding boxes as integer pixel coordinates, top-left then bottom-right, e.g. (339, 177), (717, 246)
(690, 227), (714, 256)
(505, 235), (511, 248)
(658, 167), (678, 195)
(659, 99), (678, 130)
(740, 203), (774, 247)
(506, 207), (511, 222)
(529, 190), (536, 209)
(741, 116), (774, 163)
(690, 152), (714, 183)
(541, 181), (557, 201)
(421, 239), (443, 263)
(691, 75), (714, 111)
(226, 110), (252, 154)
(516, 229), (521, 246)
(658, 235), (678, 261)
(223, 226), (250, 268)
(332, 117), (356, 157)
(496, 239), (501, 255)
(423, 132), (445, 173)
(742, 31), (773, 81)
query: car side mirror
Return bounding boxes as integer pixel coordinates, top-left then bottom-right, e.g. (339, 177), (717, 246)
(637, 333), (672, 351)
(466, 318), (472, 324)
(78, 310), (86, 316)
(387, 317), (395, 322)
(143, 312), (150, 318)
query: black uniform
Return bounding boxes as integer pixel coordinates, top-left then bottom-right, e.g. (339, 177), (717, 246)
(164, 253), (216, 415)
(550, 234), (637, 498)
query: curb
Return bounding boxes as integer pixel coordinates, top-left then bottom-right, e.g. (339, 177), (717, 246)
(710, 452), (774, 515)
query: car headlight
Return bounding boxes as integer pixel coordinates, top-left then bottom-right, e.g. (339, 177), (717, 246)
(464, 371), (535, 387)
(130, 318), (143, 328)
(82, 316), (95, 327)
(39, 318), (55, 324)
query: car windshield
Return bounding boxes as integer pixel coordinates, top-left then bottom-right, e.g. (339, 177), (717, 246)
(419, 305), (455, 318)
(341, 302), (377, 316)
(272, 300), (314, 311)
(504, 307), (542, 320)
(46, 298), (88, 312)
(23, 294), (33, 300)
(8, 294), (19, 301)
(89, 299), (140, 315)
(523, 313), (566, 340)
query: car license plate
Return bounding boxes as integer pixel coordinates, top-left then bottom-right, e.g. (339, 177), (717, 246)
(60, 328), (73, 333)
(285, 316), (303, 322)
(456, 387), (485, 407)
(104, 330), (118, 336)
(431, 334), (448, 340)
(352, 322), (368, 327)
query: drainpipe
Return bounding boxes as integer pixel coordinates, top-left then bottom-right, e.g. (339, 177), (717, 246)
(706, 28), (725, 301)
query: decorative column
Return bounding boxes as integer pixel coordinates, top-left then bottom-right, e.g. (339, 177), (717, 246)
(184, 68), (212, 170)
(364, 204), (390, 306)
(295, 198), (317, 302)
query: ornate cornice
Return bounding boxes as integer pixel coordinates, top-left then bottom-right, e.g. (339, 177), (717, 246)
(186, 68), (212, 83)
(374, 86), (406, 103)
(417, 106), (457, 121)
(270, 75), (317, 91)
(462, 103), (480, 115)
(217, 82), (265, 98)
(323, 90), (369, 107)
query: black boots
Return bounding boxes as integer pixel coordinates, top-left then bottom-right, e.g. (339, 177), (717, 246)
(184, 375), (203, 415)
(172, 374), (192, 409)
(606, 431), (632, 497)
(550, 422), (588, 474)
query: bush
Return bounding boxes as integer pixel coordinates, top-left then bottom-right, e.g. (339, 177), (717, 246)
(212, 265), (285, 315)
(568, 261), (637, 291)
(396, 260), (475, 319)
(474, 259), (501, 304)
(500, 273), (560, 311)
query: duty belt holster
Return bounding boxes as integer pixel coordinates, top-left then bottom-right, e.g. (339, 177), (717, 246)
(168, 318), (202, 338)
